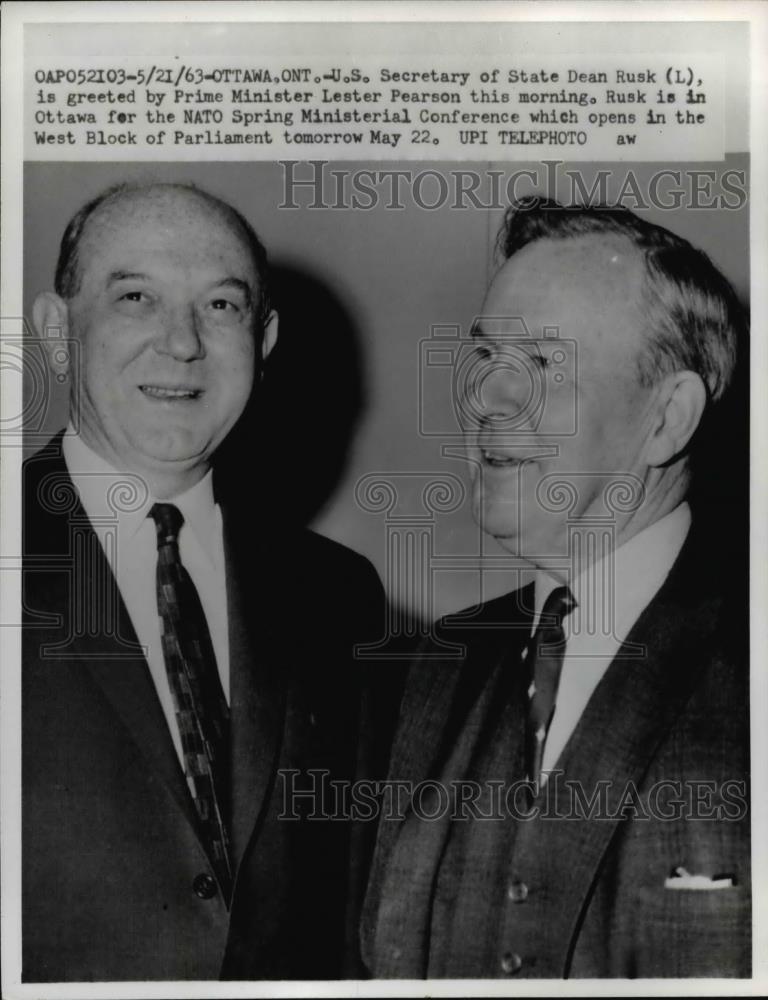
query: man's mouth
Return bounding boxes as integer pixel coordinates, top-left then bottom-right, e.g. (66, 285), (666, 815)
(139, 385), (202, 400)
(480, 447), (525, 468)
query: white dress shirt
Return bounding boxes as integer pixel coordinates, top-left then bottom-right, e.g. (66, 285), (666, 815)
(532, 502), (691, 776)
(62, 427), (230, 766)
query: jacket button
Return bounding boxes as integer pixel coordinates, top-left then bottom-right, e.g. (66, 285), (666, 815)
(507, 880), (529, 903)
(192, 873), (217, 899)
(500, 951), (523, 975)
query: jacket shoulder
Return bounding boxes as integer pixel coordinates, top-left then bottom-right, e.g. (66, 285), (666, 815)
(427, 582), (535, 652)
(287, 528), (384, 603)
(23, 433), (73, 556)
(297, 527), (378, 574)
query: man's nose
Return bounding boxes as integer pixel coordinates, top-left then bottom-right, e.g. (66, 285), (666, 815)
(155, 306), (205, 361)
(470, 365), (534, 424)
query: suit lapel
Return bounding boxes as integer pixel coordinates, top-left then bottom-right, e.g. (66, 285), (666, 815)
(30, 439), (293, 885)
(28, 439), (208, 847)
(222, 504), (286, 871)
(373, 599), (528, 863)
(82, 632), (204, 837)
(511, 530), (723, 974)
(362, 587), (534, 970)
(392, 586), (536, 802)
(60, 457), (290, 879)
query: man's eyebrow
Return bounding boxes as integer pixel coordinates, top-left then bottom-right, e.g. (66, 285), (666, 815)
(470, 318), (543, 342)
(214, 277), (253, 301)
(107, 270), (149, 285)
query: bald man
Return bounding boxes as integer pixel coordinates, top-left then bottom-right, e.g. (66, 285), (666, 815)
(23, 183), (386, 981)
(361, 200), (749, 978)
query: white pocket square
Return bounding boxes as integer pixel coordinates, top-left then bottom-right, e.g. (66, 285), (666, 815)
(664, 866), (735, 890)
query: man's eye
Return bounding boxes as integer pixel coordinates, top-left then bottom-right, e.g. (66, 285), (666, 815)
(473, 343), (493, 361)
(120, 291), (146, 303)
(210, 299), (238, 312)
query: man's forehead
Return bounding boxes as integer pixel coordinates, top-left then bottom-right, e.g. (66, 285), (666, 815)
(497, 233), (642, 297)
(78, 187), (253, 273)
(89, 185), (221, 226)
(480, 233), (645, 341)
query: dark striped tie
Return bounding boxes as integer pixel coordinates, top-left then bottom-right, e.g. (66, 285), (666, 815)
(524, 585), (576, 789)
(150, 502), (232, 899)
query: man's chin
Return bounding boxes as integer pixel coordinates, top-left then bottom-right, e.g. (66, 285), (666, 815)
(123, 434), (215, 481)
(472, 506), (565, 561)
(472, 496), (518, 536)
(128, 426), (210, 459)
(489, 532), (525, 557)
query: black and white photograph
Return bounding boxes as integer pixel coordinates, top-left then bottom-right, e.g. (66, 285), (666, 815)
(1, 3), (765, 996)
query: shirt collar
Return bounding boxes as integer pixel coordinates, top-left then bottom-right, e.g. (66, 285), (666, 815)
(61, 424), (218, 556)
(534, 502), (692, 634)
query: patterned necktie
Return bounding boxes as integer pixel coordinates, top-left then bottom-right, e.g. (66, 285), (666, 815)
(524, 585), (576, 788)
(150, 502), (232, 898)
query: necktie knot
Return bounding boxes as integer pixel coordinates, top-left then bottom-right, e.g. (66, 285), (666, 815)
(149, 502), (184, 548)
(540, 585), (576, 630)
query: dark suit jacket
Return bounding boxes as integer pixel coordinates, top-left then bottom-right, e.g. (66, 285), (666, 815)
(361, 520), (750, 978)
(22, 433), (390, 982)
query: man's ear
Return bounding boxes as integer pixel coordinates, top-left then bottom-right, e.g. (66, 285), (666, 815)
(645, 370), (708, 467)
(33, 292), (72, 382)
(261, 309), (278, 364)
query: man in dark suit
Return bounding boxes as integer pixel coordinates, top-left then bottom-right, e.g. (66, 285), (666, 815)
(22, 181), (386, 981)
(361, 200), (749, 978)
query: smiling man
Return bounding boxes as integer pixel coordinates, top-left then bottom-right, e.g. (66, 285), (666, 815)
(22, 182), (385, 981)
(361, 199), (750, 978)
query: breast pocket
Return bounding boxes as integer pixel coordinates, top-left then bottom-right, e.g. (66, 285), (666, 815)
(628, 881), (750, 977)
